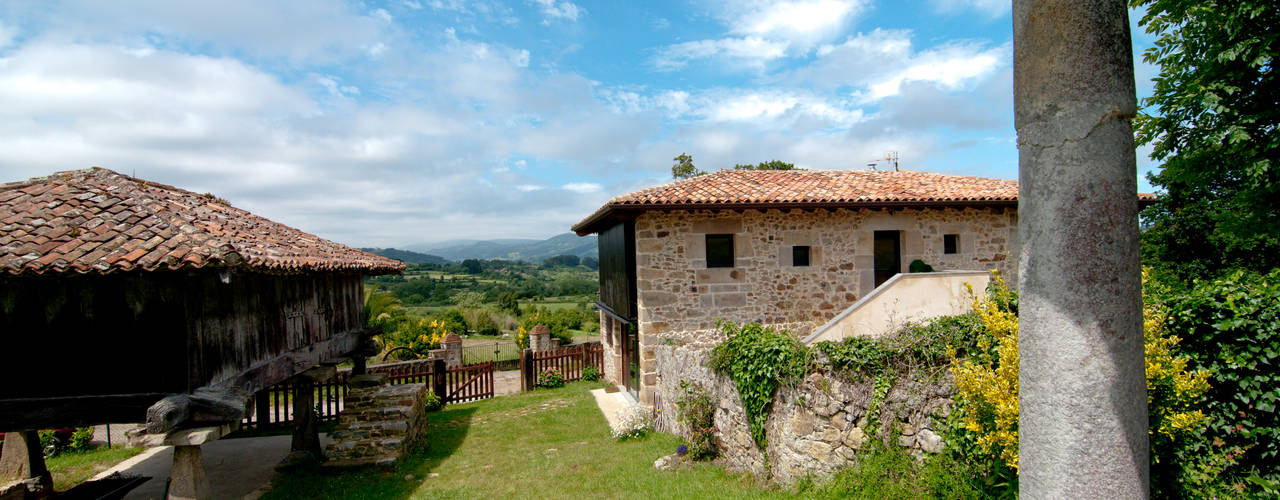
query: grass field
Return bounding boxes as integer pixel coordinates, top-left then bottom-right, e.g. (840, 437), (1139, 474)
(263, 382), (809, 500)
(46, 446), (145, 492)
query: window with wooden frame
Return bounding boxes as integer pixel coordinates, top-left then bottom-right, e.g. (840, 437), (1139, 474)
(944, 234), (959, 254)
(706, 234), (735, 268)
(792, 245), (811, 267)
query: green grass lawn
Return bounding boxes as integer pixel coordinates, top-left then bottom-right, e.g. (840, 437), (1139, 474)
(264, 382), (803, 500)
(46, 446), (145, 491)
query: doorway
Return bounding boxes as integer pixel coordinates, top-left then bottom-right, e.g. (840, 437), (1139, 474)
(873, 230), (901, 288)
(624, 323), (640, 396)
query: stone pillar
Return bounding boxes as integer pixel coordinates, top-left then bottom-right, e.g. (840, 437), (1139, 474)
(529, 324), (551, 353)
(1013, 0), (1148, 497)
(168, 445), (209, 500)
(440, 332), (463, 369)
(0, 430), (51, 498)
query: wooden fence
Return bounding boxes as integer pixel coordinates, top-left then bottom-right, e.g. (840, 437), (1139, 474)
(520, 342), (605, 391)
(242, 358), (493, 429)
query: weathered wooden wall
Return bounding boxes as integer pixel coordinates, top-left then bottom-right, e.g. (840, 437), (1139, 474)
(0, 270), (365, 428)
(597, 221), (636, 322)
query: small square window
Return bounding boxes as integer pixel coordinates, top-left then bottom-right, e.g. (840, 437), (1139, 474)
(706, 234), (734, 268)
(944, 234), (959, 254)
(792, 245), (810, 267)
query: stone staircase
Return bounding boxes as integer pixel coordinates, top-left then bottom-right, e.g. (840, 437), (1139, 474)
(324, 373), (431, 467)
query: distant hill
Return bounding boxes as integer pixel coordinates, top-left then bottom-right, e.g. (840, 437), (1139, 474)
(407, 233), (597, 263)
(360, 248), (450, 264)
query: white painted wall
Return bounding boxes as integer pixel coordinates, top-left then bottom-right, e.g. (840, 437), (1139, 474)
(802, 271), (991, 344)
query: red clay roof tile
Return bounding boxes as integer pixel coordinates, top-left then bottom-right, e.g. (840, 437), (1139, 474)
(1, 168), (404, 276)
(572, 169), (1157, 234)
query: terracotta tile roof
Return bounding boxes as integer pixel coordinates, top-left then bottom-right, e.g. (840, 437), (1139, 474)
(1, 168), (405, 276)
(573, 169), (1157, 234)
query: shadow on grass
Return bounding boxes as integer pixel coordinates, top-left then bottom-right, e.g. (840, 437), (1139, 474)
(262, 405), (477, 500)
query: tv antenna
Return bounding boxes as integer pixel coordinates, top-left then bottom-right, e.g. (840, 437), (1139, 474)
(865, 151), (899, 171)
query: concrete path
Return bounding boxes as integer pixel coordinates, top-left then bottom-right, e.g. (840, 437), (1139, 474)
(92, 434), (333, 500)
(494, 369), (521, 396)
(590, 388), (633, 428)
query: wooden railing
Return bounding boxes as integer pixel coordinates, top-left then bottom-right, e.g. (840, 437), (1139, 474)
(520, 342), (604, 391)
(242, 358), (493, 429)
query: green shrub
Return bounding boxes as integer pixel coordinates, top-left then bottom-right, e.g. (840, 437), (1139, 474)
(707, 320), (810, 449)
(538, 368), (565, 388)
(582, 365), (601, 382)
(68, 427), (93, 453)
(1159, 268), (1280, 493)
(908, 259), (935, 273)
(814, 438), (984, 499)
(673, 380), (717, 460)
(422, 393), (443, 412)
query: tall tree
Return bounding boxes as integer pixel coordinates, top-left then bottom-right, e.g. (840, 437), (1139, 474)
(671, 153), (705, 179)
(1132, 0), (1278, 281)
(733, 160), (796, 170)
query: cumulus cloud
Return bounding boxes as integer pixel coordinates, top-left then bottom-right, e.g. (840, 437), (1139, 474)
(652, 36), (788, 71)
(650, 0), (864, 70)
(532, 0), (583, 23)
(4, 0), (391, 63)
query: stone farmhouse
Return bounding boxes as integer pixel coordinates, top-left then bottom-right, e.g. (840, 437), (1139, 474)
(573, 169), (1026, 405)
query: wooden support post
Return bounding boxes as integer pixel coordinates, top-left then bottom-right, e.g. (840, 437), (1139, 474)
(520, 349), (534, 391)
(290, 379), (323, 461)
(432, 359), (447, 400)
(0, 430), (52, 497)
(255, 390), (271, 428)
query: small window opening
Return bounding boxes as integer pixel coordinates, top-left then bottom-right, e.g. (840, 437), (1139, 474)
(706, 234), (735, 268)
(944, 234), (959, 254)
(792, 245), (811, 267)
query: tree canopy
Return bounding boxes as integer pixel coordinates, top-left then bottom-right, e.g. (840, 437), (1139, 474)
(733, 160), (796, 171)
(1132, 0), (1278, 282)
(672, 154), (797, 179)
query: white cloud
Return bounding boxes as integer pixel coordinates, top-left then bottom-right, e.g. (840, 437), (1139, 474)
(562, 182), (601, 193)
(732, 0), (863, 45)
(652, 37), (788, 71)
(7, 0), (391, 63)
(532, 0), (583, 23)
(863, 43), (1008, 100)
(402, 0), (423, 9)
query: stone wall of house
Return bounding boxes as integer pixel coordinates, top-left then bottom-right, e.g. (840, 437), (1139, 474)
(325, 374), (432, 467)
(630, 207), (1014, 404)
(654, 345), (954, 484)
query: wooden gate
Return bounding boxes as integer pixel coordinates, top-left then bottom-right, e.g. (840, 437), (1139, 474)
(444, 361), (494, 404)
(520, 342), (604, 391)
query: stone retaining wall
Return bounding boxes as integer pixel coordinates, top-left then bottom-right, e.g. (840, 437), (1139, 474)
(654, 345), (954, 484)
(325, 374), (431, 467)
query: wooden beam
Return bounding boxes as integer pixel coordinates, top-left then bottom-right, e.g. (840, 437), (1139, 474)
(0, 393), (169, 431)
(146, 387), (250, 434)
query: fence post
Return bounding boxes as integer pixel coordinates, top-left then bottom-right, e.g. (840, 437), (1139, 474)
(255, 390), (271, 428)
(433, 359), (447, 400)
(520, 349), (533, 391)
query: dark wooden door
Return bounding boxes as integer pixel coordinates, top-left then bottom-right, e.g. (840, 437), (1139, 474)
(873, 230), (901, 288)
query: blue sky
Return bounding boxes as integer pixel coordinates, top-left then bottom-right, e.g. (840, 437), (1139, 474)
(0, 1), (1160, 247)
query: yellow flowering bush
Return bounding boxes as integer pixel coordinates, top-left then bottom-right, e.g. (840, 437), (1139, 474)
(950, 272), (1021, 469)
(950, 270), (1210, 475)
(406, 319), (449, 356)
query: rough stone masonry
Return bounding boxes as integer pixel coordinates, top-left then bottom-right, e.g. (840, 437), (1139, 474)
(654, 345), (954, 484)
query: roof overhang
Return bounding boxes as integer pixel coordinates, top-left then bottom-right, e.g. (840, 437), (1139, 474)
(572, 199), (1020, 236)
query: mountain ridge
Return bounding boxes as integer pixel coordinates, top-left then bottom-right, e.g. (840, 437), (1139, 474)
(402, 233), (597, 263)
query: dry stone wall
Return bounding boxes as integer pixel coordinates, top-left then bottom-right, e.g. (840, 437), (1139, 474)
(654, 345), (954, 484)
(325, 374), (432, 467)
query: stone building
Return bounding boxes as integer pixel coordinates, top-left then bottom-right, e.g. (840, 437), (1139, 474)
(571, 169), (1023, 405)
